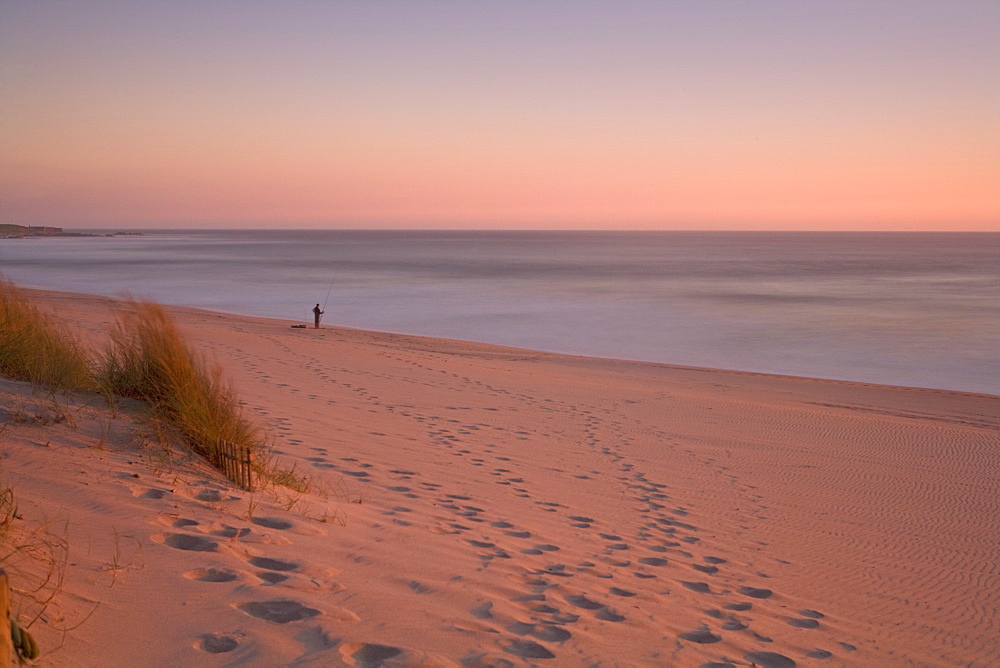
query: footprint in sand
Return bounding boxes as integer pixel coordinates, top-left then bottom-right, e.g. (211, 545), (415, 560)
(789, 616), (820, 628)
(678, 626), (722, 644)
(564, 594), (603, 610)
(531, 625), (571, 642)
(470, 602), (493, 619)
(638, 557), (668, 566)
(467, 540), (495, 549)
(507, 621), (534, 635)
(725, 601), (753, 611)
(338, 642), (450, 666)
(503, 640), (555, 660)
(680, 581), (713, 594)
(251, 517), (294, 530)
(408, 581), (433, 594)
(248, 556), (299, 572)
(744, 650), (797, 668)
(342, 643), (402, 665)
(211, 525), (251, 539)
(195, 489), (224, 502)
(154, 533), (219, 552)
(540, 564), (573, 578)
(595, 607), (625, 622)
(172, 518), (199, 528)
(738, 586), (773, 599)
(199, 632), (242, 653)
(236, 599), (320, 624)
(184, 567), (239, 583)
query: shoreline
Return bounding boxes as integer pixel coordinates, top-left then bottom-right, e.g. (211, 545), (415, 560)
(24, 286), (1000, 400)
(3, 287), (998, 665)
(5, 229), (997, 396)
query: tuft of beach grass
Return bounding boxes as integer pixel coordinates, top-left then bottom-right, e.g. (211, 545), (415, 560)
(0, 277), (94, 392)
(97, 299), (260, 462)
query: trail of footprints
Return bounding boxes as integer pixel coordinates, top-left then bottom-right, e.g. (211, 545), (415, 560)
(282, 422), (854, 661)
(132, 480), (370, 661)
(310, 445), (859, 665)
(219, 337), (856, 663)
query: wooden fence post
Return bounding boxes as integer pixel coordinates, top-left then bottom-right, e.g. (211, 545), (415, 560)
(1, 569), (12, 668)
(244, 446), (254, 492)
(215, 440), (254, 491)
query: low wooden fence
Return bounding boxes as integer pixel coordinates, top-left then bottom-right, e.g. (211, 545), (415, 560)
(211, 440), (256, 491)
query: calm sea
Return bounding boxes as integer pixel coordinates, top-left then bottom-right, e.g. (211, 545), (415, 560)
(2, 230), (997, 394)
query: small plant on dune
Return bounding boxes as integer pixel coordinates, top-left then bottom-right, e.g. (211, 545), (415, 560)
(97, 300), (260, 464)
(266, 461), (313, 495)
(0, 483), (18, 542)
(242, 494), (260, 522)
(103, 527), (143, 585)
(252, 443), (318, 496)
(0, 277), (94, 392)
(0, 477), (74, 663)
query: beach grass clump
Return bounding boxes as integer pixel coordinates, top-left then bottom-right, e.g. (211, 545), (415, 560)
(0, 278), (94, 391)
(97, 300), (260, 459)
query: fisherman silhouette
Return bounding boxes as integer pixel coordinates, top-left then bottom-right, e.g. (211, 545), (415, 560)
(312, 303), (324, 329)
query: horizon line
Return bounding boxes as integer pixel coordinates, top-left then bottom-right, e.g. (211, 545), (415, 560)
(42, 225), (1000, 234)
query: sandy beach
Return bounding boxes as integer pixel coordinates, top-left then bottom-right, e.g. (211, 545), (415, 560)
(2, 289), (997, 667)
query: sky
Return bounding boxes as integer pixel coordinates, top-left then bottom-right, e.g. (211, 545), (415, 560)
(1, 0), (998, 231)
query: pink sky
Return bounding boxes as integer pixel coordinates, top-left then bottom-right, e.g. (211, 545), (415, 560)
(2, 1), (998, 231)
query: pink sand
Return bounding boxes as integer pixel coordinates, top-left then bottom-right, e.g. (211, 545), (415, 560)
(2, 289), (997, 666)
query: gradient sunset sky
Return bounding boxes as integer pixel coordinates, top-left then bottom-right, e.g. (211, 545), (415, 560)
(2, 0), (997, 230)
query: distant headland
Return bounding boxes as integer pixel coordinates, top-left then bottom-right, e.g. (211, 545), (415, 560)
(0, 224), (142, 238)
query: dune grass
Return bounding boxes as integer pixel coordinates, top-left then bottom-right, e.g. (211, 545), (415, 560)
(97, 300), (260, 461)
(0, 278), (94, 392)
(0, 284), (299, 491)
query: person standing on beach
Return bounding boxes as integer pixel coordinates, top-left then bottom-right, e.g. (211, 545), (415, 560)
(312, 303), (324, 329)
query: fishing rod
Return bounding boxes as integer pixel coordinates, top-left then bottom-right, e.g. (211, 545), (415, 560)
(322, 278), (335, 311)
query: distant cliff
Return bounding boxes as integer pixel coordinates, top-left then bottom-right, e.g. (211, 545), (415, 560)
(0, 224), (64, 237)
(0, 225), (142, 238)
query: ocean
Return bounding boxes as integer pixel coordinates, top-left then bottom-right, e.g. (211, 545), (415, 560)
(2, 230), (997, 395)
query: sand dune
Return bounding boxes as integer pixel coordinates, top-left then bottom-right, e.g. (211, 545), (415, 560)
(2, 289), (997, 666)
